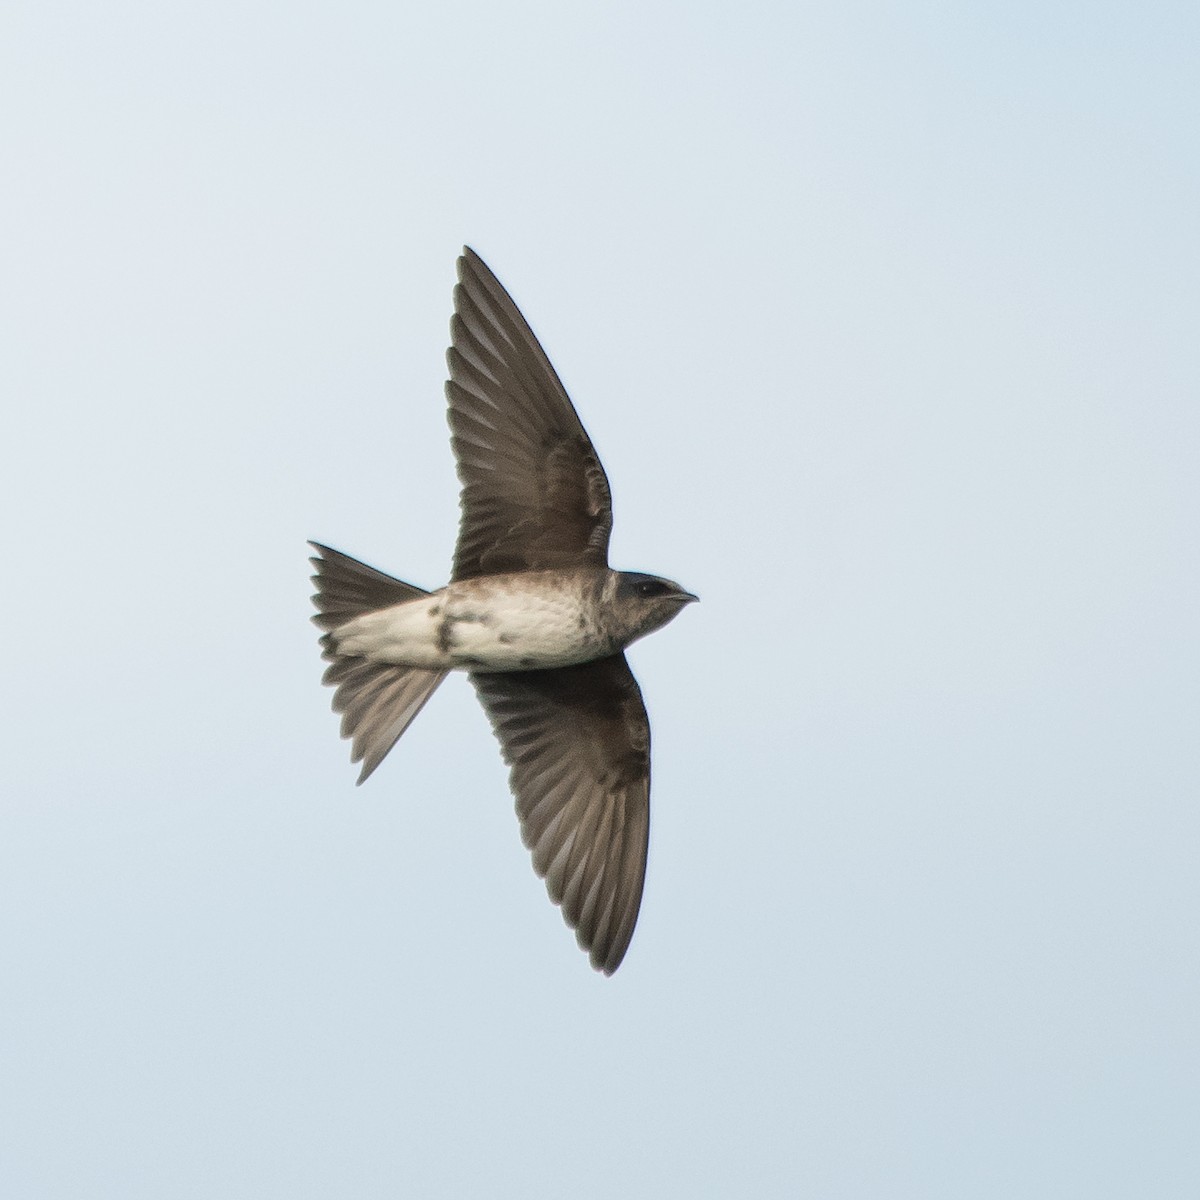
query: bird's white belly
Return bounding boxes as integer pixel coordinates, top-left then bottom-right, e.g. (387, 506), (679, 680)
(333, 579), (605, 671)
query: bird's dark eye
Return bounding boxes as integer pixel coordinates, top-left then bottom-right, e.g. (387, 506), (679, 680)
(636, 580), (671, 599)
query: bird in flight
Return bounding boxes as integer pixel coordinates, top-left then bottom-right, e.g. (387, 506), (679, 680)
(310, 248), (696, 974)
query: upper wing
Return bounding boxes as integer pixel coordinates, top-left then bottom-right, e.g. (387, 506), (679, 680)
(470, 654), (651, 975)
(446, 248), (613, 580)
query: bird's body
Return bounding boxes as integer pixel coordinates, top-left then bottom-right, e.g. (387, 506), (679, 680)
(311, 248), (695, 974)
(333, 569), (613, 672)
(333, 567), (688, 673)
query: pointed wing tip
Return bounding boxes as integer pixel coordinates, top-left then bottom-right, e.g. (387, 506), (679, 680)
(348, 739), (379, 787)
(589, 932), (634, 976)
(309, 542), (342, 571)
(458, 246), (482, 280)
(353, 750), (378, 786)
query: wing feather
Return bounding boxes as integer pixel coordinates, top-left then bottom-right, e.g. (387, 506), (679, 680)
(470, 654), (651, 974)
(447, 248), (614, 579)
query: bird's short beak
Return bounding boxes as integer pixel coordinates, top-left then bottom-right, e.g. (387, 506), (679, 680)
(677, 590), (699, 604)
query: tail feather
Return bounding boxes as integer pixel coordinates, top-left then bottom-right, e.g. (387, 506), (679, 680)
(309, 541), (429, 629)
(309, 542), (448, 783)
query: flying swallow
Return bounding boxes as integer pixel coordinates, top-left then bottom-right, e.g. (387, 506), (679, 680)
(310, 248), (696, 974)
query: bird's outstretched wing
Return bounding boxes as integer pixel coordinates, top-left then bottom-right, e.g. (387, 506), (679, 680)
(470, 654), (650, 974)
(447, 248), (613, 580)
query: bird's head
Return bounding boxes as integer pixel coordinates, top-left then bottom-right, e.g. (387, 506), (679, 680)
(610, 571), (698, 645)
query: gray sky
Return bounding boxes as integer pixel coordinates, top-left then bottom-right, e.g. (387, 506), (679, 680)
(3, 2), (1198, 1196)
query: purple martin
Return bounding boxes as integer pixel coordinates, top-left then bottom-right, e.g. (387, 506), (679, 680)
(310, 248), (696, 974)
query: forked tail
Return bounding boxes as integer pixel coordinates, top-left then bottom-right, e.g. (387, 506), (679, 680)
(309, 542), (448, 784)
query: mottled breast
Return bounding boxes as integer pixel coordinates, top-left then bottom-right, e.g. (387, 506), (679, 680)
(436, 576), (607, 670)
(332, 570), (614, 671)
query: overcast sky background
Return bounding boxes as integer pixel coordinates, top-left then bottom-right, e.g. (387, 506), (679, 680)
(2, 2), (1198, 1197)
